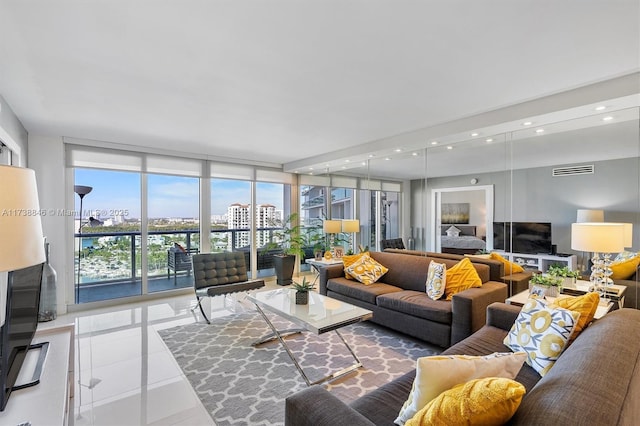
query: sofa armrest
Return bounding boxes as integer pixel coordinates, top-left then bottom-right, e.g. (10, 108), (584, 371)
(285, 385), (375, 426)
(450, 281), (508, 345)
(486, 302), (521, 331)
(318, 264), (346, 295)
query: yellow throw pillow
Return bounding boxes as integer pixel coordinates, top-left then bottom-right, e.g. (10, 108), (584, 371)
(444, 257), (482, 301)
(425, 261), (446, 300)
(551, 292), (600, 340)
(406, 377), (526, 426)
(342, 251), (369, 279)
(610, 254), (640, 280)
(490, 252), (525, 274)
(394, 352), (526, 426)
(344, 254), (388, 285)
(504, 297), (579, 377)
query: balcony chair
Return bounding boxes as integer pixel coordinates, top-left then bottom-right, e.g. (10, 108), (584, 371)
(191, 251), (265, 324)
(167, 243), (198, 285)
(380, 238), (406, 250)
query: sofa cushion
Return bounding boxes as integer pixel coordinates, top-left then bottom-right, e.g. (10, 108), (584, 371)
(345, 254), (389, 285)
(327, 277), (401, 305)
(395, 352), (526, 425)
(444, 258), (483, 300)
(406, 377), (525, 426)
(425, 261), (446, 300)
(350, 370), (416, 425)
(376, 291), (452, 324)
(504, 297), (579, 376)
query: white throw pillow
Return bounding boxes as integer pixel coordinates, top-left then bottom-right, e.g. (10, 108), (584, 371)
(395, 352), (527, 426)
(425, 261), (446, 300)
(445, 225), (461, 237)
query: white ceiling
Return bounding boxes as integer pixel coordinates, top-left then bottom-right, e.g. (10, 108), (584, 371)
(0, 1), (638, 175)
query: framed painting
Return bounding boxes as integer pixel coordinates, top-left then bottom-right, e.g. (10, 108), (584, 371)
(441, 203), (470, 224)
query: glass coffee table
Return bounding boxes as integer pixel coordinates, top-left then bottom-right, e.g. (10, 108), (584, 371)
(247, 288), (373, 386)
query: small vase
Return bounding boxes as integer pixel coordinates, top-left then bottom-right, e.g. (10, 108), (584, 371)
(39, 240), (57, 322)
(295, 291), (308, 305)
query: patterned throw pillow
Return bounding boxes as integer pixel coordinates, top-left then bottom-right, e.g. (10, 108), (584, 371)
(445, 225), (461, 237)
(504, 297), (579, 376)
(406, 377), (526, 426)
(344, 254), (388, 285)
(489, 252), (525, 274)
(444, 258), (482, 301)
(342, 251), (369, 279)
(395, 352), (526, 426)
(425, 261), (446, 300)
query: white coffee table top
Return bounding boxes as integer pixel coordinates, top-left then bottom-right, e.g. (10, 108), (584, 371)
(247, 288), (372, 334)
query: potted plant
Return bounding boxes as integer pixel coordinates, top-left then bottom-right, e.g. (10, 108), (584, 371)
(529, 273), (563, 297)
(547, 265), (581, 288)
(264, 213), (307, 285)
(293, 277), (315, 305)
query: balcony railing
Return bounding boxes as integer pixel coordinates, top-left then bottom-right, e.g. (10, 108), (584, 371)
(73, 227), (316, 303)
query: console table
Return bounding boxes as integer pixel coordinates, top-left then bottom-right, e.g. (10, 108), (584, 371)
(0, 323), (75, 425)
(499, 252), (577, 272)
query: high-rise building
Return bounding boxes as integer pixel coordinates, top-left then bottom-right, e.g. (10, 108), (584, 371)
(227, 203), (278, 250)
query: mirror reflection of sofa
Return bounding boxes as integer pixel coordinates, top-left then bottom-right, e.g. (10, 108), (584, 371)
(318, 250), (507, 347)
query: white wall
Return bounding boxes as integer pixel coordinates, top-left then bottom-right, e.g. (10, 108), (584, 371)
(0, 95), (28, 166)
(27, 135), (68, 315)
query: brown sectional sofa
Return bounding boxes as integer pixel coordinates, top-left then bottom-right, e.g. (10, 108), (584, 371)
(285, 303), (640, 425)
(318, 250), (508, 348)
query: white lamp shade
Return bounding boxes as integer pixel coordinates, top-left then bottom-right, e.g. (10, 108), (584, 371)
(576, 209), (604, 223)
(0, 166), (46, 271)
(623, 223), (633, 248)
(341, 219), (360, 233)
(571, 222), (625, 253)
(323, 220), (341, 234)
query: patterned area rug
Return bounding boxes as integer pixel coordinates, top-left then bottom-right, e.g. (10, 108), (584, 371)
(158, 309), (441, 426)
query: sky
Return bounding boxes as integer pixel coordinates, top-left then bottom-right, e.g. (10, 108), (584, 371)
(75, 169), (284, 219)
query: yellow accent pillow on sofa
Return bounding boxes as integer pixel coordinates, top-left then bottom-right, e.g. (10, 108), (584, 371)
(344, 254), (388, 285)
(394, 352), (526, 425)
(490, 252), (525, 274)
(405, 377), (526, 426)
(342, 251), (369, 279)
(551, 292), (600, 339)
(444, 257), (482, 300)
(610, 254), (640, 280)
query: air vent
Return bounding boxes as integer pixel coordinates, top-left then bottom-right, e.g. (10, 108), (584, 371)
(552, 164), (594, 177)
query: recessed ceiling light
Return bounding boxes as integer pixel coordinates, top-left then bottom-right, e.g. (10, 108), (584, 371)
(309, 167), (314, 170)
(345, 159), (350, 163)
(368, 154), (375, 158)
(394, 148), (402, 153)
(447, 146), (453, 150)
(536, 128), (545, 133)
(385, 157), (391, 161)
(595, 105), (606, 111)
(471, 132), (479, 137)
(361, 162), (366, 166)
(412, 152), (418, 156)
(341, 166), (346, 169)
(602, 116), (614, 121)
(431, 141), (438, 145)
(325, 164), (330, 167)
(485, 138), (493, 143)
(522, 121), (533, 126)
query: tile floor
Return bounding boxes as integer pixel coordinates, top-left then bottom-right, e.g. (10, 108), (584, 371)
(42, 276), (293, 426)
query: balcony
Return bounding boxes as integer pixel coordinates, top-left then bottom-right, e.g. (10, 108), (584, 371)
(74, 227), (314, 304)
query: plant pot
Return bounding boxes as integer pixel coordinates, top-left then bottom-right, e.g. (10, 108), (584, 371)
(562, 277), (577, 288)
(274, 254), (296, 286)
(295, 291), (308, 305)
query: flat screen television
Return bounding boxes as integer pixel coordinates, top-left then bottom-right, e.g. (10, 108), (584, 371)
(493, 222), (553, 255)
(0, 262), (44, 411)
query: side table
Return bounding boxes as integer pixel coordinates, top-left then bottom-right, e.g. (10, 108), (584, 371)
(305, 258), (343, 285)
(506, 290), (613, 319)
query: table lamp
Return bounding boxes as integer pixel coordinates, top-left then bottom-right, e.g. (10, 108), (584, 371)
(323, 219), (341, 249)
(0, 165), (46, 326)
(571, 222), (625, 296)
(341, 220), (360, 253)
